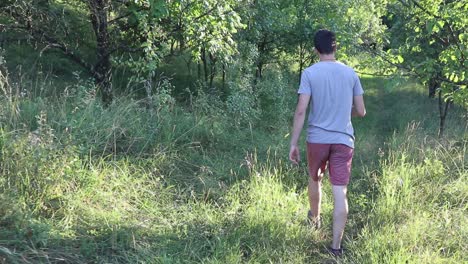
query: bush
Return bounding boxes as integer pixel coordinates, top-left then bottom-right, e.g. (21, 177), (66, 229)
(256, 70), (295, 128)
(226, 76), (260, 127)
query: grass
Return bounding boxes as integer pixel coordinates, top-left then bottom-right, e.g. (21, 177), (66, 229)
(0, 64), (467, 263)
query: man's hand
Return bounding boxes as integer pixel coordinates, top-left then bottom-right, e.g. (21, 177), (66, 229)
(289, 145), (300, 165)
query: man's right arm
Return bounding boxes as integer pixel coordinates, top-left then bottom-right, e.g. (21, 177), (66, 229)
(289, 94), (311, 164)
(352, 95), (366, 117)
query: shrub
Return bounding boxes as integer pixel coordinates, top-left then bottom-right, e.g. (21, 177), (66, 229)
(226, 76), (260, 127)
(256, 70), (294, 128)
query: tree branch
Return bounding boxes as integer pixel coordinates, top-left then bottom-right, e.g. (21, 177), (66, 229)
(39, 33), (94, 75)
(108, 7), (145, 24)
(408, 0), (441, 18)
(3, 5), (95, 75)
(408, 0), (466, 68)
(193, 3), (220, 21)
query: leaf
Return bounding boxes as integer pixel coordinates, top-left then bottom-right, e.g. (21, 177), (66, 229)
(459, 33), (467, 42)
(436, 21), (445, 29)
(397, 55), (404, 63)
(449, 73), (456, 81)
(426, 20), (435, 33)
(150, 0), (168, 17)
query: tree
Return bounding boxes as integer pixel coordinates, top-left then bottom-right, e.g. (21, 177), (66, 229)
(165, 0), (243, 89)
(382, 0), (467, 137)
(236, 0), (386, 82)
(0, 0), (244, 104)
(1, 0), (122, 105)
(286, 0), (386, 80)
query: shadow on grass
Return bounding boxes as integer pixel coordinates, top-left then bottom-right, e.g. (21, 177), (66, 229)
(0, 193), (340, 264)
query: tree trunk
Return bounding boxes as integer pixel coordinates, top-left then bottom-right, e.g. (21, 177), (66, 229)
(209, 52), (216, 89)
(170, 39), (175, 55)
(428, 76), (440, 98)
(255, 62), (263, 81)
(179, 37), (185, 52)
(298, 42), (305, 83)
(255, 40), (266, 83)
(438, 90), (451, 138)
(89, 0), (112, 106)
(186, 57), (192, 84)
(201, 46), (208, 85)
(222, 63), (226, 92)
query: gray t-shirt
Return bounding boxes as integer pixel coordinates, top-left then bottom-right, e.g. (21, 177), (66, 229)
(298, 61), (364, 148)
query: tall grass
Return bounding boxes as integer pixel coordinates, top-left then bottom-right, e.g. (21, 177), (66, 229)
(0, 59), (467, 263)
(346, 122), (467, 263)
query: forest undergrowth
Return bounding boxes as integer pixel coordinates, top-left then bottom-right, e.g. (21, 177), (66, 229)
(0, 69), (466, 263)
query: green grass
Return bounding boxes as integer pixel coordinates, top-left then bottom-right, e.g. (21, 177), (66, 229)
(0, 68), (467, 263)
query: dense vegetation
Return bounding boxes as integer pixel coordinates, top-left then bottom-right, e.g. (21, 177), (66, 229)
(0, 0), (467, 263)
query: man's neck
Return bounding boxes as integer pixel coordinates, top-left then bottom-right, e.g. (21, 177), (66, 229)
(319, 53), (336, 62)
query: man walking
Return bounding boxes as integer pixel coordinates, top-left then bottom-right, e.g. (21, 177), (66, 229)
(289, 29), (366, 256)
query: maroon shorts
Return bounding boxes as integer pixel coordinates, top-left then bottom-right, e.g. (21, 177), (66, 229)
(306, 143), (354, 185)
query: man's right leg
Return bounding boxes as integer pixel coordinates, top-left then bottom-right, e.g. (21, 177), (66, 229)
(328, 144), (353, 251)
(306, 143), (329, 224)
(308, 174), (322, 220)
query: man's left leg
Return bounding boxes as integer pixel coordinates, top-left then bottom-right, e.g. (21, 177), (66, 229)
(331, 185), (348, 249)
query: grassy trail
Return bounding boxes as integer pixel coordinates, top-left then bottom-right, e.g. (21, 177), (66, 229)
(0, 76), (466, 263)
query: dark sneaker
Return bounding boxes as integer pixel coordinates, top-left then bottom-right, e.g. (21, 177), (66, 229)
(307, 210), (321, 229)
(327, 247), (344, 257)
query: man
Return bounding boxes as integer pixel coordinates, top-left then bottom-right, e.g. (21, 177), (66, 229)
(289, 29), (366, 257)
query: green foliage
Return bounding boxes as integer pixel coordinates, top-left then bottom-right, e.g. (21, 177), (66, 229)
(190, 87), (225, 118)
(0, 0), (246, 103)
(256, 70), (294, 127)
(237, 0), (386, 73)
(113, 0), (246, 83)
(226, 76), (260, 127)
(383, 0), (468, 106)
(171, 0), (244, 60)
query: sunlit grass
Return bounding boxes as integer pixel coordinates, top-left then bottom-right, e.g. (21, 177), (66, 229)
(0, 74), (467, 263)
